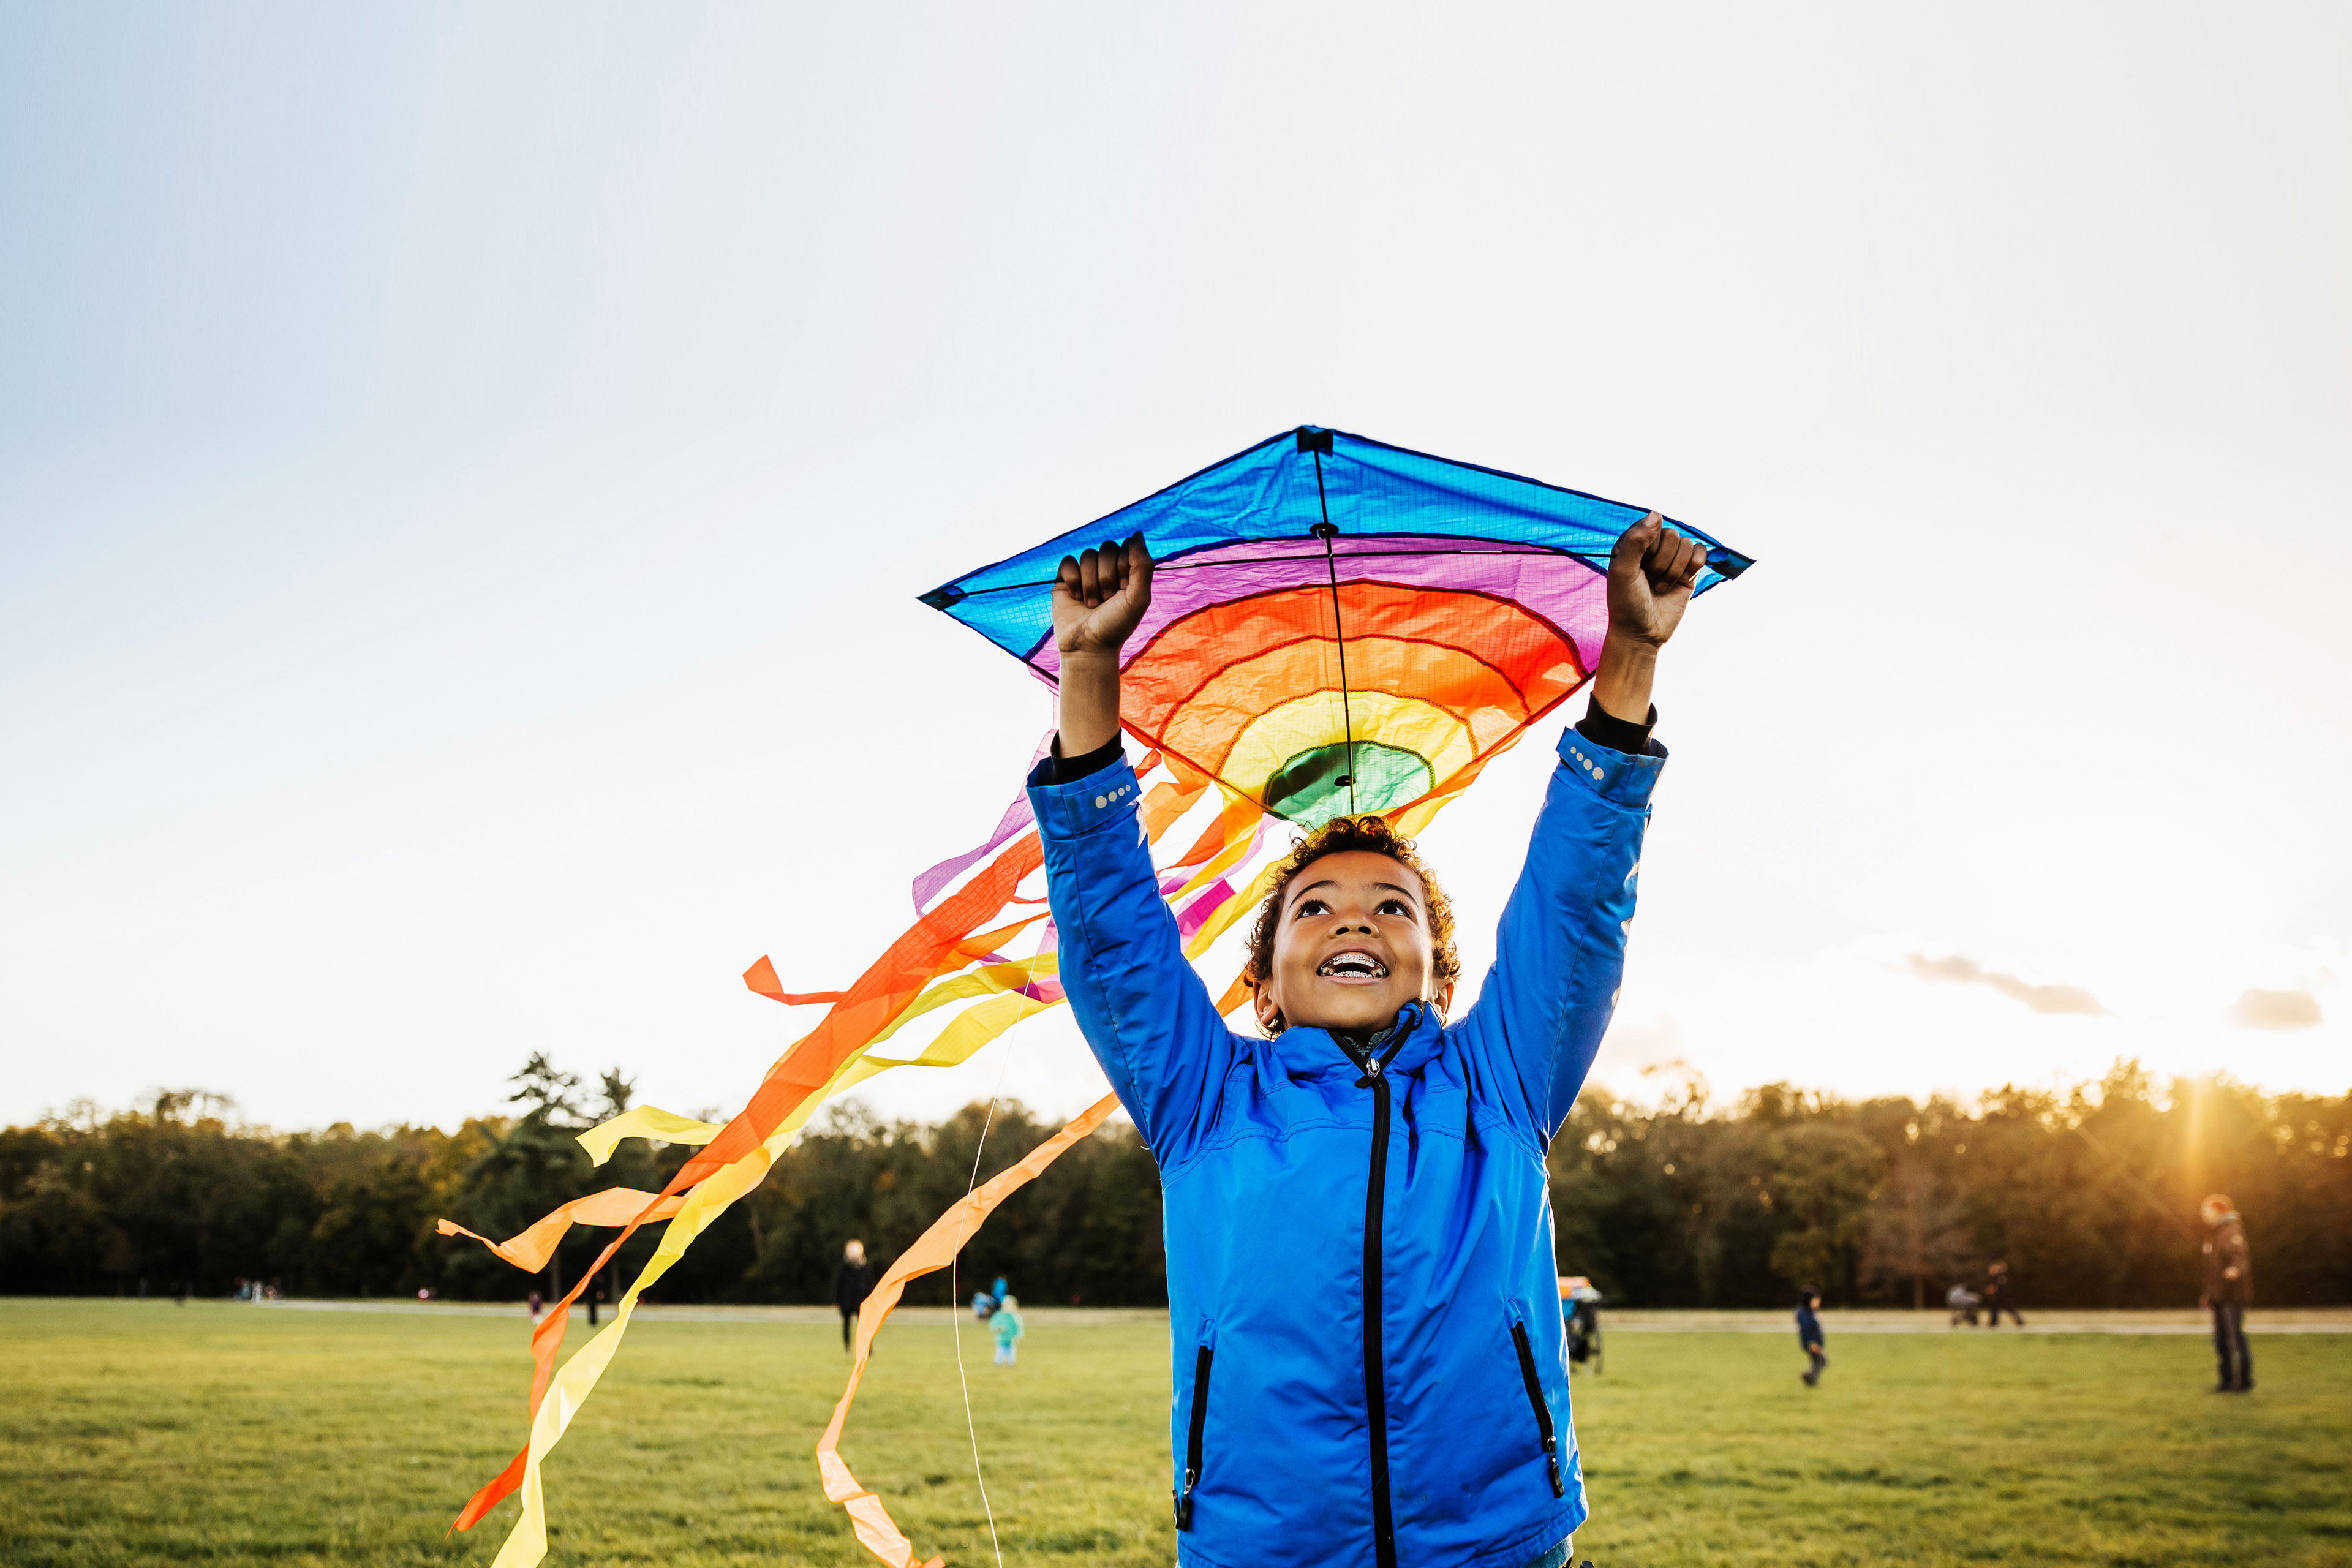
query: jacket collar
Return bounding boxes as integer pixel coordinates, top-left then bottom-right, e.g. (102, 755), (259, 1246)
(1272, 1000), (1447, 1080)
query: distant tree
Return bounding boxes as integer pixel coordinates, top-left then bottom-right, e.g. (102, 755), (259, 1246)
(1762, 1121), (1885, 1303)
(597, 1068), (635, 1120)
(1863, 1159), (1970, 1308)
(443, 1055), (597, 1299)
(508, 1053), (586, 1125)
(5, 1061), (2346, 1308)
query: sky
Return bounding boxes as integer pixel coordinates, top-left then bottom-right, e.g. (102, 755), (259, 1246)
(2, 1), (2347, 1137)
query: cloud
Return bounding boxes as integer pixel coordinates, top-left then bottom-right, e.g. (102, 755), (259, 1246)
(2227, 988), (2323, 1030)
(1904, 953), (2108, 1016)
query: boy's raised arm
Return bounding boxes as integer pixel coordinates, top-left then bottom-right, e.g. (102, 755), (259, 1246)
(1052, 533), (1153, 758)
(1031, 537), (1234, 1156)
(1463, 514), (1708, 1139)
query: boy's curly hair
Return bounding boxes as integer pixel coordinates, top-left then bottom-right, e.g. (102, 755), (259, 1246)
(1242, 815), (1460, 1028)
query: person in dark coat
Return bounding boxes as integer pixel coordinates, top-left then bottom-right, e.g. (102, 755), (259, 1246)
(832, 1239), (875, 1352)
(2199, 1194), (2253, 1392)
(1796, 1288), (1827, 1387)
(1981, 1260), (2024, 1327)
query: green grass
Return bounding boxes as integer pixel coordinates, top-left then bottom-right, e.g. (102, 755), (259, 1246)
(2, 1301), (2348, 1566)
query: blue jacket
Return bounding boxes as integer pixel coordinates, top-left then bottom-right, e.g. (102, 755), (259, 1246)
(1029, 724), (1660, 1568)
(1796, 1304), (1823, 1349)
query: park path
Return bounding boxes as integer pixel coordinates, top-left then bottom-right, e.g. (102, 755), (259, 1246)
(249, 1300), (2352, 1335)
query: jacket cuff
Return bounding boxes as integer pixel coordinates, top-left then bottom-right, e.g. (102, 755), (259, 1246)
(1025, 754), (1147, 839)
(1044, 733), (1126, 786)
(1557, 723), (1667, 809)
(1574, 692), (1657, 755)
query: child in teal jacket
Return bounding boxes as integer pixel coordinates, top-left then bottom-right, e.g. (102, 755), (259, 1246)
(989, 1294), (1025, 1367)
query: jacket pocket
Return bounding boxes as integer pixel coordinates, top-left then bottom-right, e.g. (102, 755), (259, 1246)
(1174, 1333), (1214, 1530)
(1509, 1314), (1565, 1499)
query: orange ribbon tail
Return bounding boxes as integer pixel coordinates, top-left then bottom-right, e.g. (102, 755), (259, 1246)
(816, 1094), (1121, 1567)
(742, 954), (847, 1005)
(451, 828), (1052, 1531)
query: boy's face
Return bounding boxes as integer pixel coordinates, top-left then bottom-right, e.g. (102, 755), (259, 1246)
(1256, 850), (1453, 1039)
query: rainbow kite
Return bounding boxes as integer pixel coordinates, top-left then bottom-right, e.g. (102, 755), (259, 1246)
(440, 426), (1746, 1568)
(922, 425), (1748, 834)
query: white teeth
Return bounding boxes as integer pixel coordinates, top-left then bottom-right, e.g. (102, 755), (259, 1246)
(1318, 953), (1388, 978)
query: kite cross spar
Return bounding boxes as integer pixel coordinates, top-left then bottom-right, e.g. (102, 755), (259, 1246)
(437, 426), (1747, 1567)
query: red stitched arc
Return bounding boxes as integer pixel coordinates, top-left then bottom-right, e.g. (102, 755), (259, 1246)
(1104, 581), (1587, 821)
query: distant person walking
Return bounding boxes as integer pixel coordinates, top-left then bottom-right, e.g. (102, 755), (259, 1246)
(833, 1240), (875, 1352)
(989, 1294), (1025, 1366)
(1796, 1288), (1827, 1387)
(1981, 1261), (2024, 1327)
(2199, 1194), (2253, 1393)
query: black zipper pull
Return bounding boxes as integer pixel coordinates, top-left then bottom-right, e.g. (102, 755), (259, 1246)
(1174, 1464), (1198, 1529)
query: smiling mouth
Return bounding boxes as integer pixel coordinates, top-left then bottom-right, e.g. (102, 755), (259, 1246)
(1317, 952), (1389, 980)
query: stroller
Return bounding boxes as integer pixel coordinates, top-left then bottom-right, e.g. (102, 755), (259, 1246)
(1559, 1275), (1604, 1375)
(1946, 1283), (1981, 1327)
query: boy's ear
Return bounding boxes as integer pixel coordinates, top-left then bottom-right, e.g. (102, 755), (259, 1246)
(1429, 979), (1455, 1019)
(1252, 978), (1285, 1036)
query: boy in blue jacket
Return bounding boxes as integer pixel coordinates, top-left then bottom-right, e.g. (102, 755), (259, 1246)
(1030, 513), (1708, 1568)
(1797, 1289), (1827, 1386)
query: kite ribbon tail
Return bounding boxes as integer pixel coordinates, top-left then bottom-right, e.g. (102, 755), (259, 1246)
(433, 1187), (687, 1274)
(451, 1447), (529, 1536)
(451, 751), (1206, 1550)
(473, 1126), (791, 1568)
(818, 1093), (1121, 1568)
(742, 954), (848, 1006)
(575, 1106), (728, 1167)
(453, 809), (1076, 1535)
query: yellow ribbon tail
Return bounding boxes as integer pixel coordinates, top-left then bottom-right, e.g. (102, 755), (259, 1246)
(575, 1105), (728, 1167)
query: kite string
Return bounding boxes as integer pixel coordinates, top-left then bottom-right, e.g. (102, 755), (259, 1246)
(1309, 447), (1357, 815)
(950, 1052), (1011, 1568)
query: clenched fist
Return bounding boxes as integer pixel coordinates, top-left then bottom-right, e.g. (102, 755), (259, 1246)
(1591, 511), (1706, 728)
(1607, 511), (1706, 649)
(1053, 534), (1156, 658)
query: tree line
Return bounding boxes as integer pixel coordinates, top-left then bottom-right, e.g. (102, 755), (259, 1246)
(2, 1056), (2345, 1308)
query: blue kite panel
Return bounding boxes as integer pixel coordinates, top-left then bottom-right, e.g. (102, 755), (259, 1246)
(920, 426), (1751, 662)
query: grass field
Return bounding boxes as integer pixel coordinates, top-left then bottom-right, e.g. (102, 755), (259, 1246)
(4, 1300), (2349, 1567)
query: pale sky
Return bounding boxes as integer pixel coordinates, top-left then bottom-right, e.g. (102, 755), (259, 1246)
(4, 2), (2346, 1136)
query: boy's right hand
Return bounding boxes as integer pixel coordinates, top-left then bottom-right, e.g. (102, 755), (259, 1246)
(1054, 535), (1155, 658)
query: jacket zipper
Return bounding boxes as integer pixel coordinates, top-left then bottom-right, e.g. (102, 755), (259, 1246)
(1509, 1318), (1566, 1498)
(1174, 1341), (1212, 1530)
(1358, 1038), (1401, 1568)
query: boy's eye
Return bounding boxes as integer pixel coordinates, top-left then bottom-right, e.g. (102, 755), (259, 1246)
(1295, 899), (1328, 918)
(1378, 899), (1412, 918)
